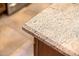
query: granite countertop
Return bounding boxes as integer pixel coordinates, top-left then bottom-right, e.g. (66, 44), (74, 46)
(23, 4), (79, 56)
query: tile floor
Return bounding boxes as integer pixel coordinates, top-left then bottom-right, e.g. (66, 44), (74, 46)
(0, 3), (51, 56)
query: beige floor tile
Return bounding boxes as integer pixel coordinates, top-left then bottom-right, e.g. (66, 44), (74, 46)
(0, 3), (51, 56)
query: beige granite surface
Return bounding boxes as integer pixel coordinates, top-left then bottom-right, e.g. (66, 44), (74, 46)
(23, 4), (79, 55)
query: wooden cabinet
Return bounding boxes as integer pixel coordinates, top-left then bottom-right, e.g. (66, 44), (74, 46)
(34, 38), (64, 56)
(0, 3), (6, 14)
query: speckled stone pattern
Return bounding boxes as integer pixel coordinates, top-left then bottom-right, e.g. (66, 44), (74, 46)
(24, 4), (79, 55)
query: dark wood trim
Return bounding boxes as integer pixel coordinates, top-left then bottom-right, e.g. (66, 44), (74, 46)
(34, 37), (39, 56)
(34, 37), (64, 56)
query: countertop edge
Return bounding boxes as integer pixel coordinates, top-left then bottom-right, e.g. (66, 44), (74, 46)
(22, 24), (77, 56)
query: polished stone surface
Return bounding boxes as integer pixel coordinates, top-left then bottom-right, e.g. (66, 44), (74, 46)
(24, 4), (79, 55)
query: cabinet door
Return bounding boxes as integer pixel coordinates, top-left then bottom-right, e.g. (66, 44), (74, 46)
(34, 38), (64, 56)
